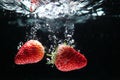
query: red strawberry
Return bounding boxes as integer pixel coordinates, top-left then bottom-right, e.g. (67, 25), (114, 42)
(15, 40), (45, 65)
(18, 0), (39, 12)
(31, 0), (39, 3)
(47, 44), (87, 72)
(30, 0), (39, 12)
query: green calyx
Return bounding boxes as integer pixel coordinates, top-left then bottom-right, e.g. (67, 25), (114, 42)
(46, 42), (74, 66)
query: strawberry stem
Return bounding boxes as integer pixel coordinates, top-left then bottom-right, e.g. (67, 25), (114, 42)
(46, 54), (52, 57)
(46, 51), (57, 65)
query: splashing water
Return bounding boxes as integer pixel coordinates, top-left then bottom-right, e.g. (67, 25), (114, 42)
(0, 0), (105, 19)
(0, 0), (105, 52)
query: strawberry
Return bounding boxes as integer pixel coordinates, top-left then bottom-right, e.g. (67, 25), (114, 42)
(30, 0), (39, 12)
(15, 40), (45, 65)
(18, 0), (39, 12)
(47, 44), (87, 72)
(31, 0), (39, 3)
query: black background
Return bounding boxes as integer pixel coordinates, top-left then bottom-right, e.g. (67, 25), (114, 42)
(0, 0), (119, 80)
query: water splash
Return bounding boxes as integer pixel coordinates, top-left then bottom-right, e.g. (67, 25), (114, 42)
(0, 0), (105, 53)
(0, 0), (105, 19)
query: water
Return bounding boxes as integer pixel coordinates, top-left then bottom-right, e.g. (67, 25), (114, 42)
(0, 0), (105, 19)
(1, 0), (117, 80)
(0, 0), (105, 54)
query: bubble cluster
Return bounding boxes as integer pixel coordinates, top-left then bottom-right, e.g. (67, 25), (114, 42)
(0, 0), (105, 55)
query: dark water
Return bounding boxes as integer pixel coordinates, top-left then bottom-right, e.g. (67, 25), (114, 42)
(0, 0), (119, 80)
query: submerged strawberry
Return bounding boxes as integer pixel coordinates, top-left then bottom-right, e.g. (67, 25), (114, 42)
(47, 44), (87, 72)
(15, 40), (45, 65)
(18, 0), (40, 12)
(30, 0), (39, 12)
